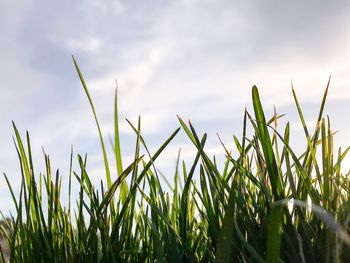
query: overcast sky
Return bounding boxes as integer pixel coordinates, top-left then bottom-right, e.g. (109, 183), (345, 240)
(1, 0), (350, 214)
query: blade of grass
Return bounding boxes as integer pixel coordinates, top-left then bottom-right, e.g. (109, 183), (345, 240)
(72, 56), (112, 189)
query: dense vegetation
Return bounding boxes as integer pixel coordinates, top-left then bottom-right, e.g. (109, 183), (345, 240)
(1, 59), (350, 262)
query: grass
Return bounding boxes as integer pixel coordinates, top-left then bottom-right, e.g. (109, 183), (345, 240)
(1, 59), (350, 262)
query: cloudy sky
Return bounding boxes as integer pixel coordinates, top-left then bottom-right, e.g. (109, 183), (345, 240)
(1, 0), (350, 214)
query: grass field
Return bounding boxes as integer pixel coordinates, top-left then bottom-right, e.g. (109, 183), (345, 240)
(1, 59), (350, 262)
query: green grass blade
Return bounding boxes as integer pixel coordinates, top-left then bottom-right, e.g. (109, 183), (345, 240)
(72, 56), (112, 188)
(252, 85), (283, 200)
(114, 84), (123, 176)
(266, 206), (284, 263)
(215, 171), (239, 263)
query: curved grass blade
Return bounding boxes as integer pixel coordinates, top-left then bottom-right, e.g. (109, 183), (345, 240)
(72, 56), (112, 189)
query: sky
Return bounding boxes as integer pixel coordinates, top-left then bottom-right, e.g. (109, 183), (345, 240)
(1, 0), (350, 214)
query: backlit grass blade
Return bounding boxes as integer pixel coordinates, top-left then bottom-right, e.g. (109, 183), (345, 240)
(3, 173), (19, 213)
(112, 127), (180, 230)
(321, 118), (330, 208)
(252, 86), (283, 200)
(72, 56), (112, 188)
(252, 86), (284, 262)
(292, 82), (310, 139)
(97, 156), (143, 215)
(179, 135), (206, 246)
(12, 124), (38, 222)
(266, 123), (321, 202)
(282, 123), (297, 198)
(12, 122), (31, 187)
(114, 82), (123, 176)
(178, 117), (229, 195)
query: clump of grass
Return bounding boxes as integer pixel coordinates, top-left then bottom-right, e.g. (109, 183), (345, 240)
(1, 59), (350, 263)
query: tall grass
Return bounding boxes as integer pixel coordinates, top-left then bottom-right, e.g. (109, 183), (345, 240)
(1, 60), (350, 262)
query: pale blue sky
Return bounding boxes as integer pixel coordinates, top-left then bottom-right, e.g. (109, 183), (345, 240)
(1, 0), (350, 214)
